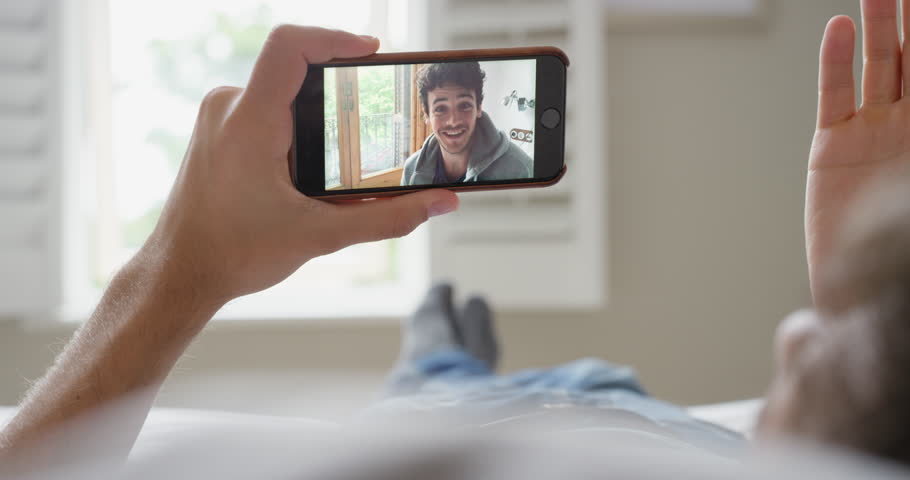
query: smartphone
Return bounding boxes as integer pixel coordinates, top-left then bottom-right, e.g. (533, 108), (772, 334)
(292, 47), (568, 199)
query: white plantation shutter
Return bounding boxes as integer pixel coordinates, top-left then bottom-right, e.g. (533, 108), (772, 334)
(423, 0), (608, 309)
(0, 0), (62, 317)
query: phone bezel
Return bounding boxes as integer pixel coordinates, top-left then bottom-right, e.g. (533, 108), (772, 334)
(292, 48), (567, 197)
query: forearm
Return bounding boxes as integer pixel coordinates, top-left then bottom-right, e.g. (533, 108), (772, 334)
(0, 24), (456, 474)
(0, 247), (224, 467)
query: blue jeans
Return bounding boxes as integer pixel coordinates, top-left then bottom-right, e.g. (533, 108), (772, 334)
(367, 349), (745, 458)
(389, 349), (646, 396)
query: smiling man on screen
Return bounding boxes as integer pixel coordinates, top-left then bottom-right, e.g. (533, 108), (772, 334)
(400, 62), (533, 186)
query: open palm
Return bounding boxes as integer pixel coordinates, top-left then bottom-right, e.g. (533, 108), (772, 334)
(807, 0), (910, 297)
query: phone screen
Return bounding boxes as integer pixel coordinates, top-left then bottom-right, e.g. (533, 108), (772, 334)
(321, 59), (537, 190)
(293, 52), (566, 197)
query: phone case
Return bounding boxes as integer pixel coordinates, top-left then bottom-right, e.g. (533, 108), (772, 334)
(319, 165), (567, 201)
(316, 46), (569, 68)
(307, 46), (568, 201)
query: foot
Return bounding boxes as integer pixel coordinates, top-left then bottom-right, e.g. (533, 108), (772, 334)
(396, 283), (461, 365)
(455, 296), (500, 371)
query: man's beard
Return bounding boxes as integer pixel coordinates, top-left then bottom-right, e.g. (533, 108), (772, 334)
(438, 126), (473, 154)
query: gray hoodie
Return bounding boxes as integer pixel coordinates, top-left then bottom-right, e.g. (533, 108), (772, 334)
(400, 112), (532, 186)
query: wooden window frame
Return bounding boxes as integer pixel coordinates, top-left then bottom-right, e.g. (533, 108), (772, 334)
(334, 67), (362, 189)
(331, 66), (417, 190)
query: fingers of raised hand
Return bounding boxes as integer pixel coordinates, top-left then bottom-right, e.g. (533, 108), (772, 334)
(903, 0), (910, 90)
(819, 16), (858, 128)
(861, 0), (902, 105)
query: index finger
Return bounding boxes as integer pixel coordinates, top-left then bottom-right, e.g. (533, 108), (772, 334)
(241, 25), (379, 115)
(818, 15), (858, 128)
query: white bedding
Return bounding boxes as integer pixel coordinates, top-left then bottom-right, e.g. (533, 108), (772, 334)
(688, 398), (763, 436)
(0, 398), (763, 445)
(2, 400), (760, 467)
(2, 401), (908, 480)
(0, 398), (765, 435)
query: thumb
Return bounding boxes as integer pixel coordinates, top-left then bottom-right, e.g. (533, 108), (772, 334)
(242, 26), (380, 118)
(323, 190), (459, 246)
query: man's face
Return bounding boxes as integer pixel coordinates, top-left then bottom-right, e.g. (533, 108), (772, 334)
(426, 83), (482, 155)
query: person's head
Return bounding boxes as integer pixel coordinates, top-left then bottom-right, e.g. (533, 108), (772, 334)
(757, 172), (910, 464)
(416, 62), (485, 155)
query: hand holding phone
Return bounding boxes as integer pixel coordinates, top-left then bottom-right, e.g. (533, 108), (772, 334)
(144, 27), (459, 303)
(293, 47), (568, 199)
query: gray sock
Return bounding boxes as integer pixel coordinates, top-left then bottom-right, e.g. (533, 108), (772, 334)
(396, 283), (461, 365)
(456, 296), (500, 371)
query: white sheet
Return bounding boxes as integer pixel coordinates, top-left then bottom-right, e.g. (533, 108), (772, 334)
(3, 402), (909, 480)
(1, 398), (761, 443)
(688, 398), (763, 436)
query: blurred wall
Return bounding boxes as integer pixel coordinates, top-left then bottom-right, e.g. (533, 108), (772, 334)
(0, 0), (862, 415)
(479, 59), (537, 157)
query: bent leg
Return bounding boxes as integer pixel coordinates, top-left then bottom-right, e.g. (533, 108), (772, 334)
(385, 284), (497, 395)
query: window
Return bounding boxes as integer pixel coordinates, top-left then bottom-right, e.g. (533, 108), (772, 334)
(2, 0), (617, 320)
(608, 0), (760, 15)
(68, 0), (425, 320)
(325, 65), (414, 190)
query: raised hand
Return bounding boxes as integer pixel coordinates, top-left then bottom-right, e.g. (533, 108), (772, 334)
(807, 0), (910, 299)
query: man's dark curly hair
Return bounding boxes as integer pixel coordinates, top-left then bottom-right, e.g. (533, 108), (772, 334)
(416, 61), (485, 115)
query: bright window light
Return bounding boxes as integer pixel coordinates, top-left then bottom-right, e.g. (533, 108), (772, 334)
(70, 0), (424, 320)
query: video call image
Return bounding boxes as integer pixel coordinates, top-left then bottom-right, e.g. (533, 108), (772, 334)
(323, 59), (536, 189)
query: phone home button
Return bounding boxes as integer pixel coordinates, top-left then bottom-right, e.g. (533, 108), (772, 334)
(540, 108), (561, 129)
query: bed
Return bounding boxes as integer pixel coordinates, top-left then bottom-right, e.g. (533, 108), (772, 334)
(2, 400), (906, 480)
(0, 398), (763, 440)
